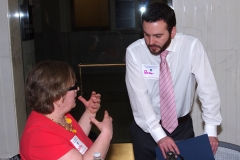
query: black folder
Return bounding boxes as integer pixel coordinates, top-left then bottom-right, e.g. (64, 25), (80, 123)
(155, 134), (215, 160)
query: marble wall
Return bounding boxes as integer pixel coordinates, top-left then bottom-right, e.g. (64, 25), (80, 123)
(0, 0), (27, 158)
(173, 0), (240, 145)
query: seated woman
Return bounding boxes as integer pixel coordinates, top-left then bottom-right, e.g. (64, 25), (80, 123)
(20, 60), (113, 160)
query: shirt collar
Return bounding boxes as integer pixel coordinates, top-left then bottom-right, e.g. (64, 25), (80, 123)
(166, 35), (177, 55)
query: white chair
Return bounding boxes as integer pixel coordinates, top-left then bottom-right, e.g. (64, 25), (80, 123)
(215, 141), (240, 160)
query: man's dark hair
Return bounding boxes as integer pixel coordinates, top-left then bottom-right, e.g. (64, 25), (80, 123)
(142, 2), (176, 33)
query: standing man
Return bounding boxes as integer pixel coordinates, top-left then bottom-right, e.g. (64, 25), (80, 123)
(125, 2), (222, 160)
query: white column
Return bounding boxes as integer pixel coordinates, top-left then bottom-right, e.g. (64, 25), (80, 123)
(0, 0), (27, 158)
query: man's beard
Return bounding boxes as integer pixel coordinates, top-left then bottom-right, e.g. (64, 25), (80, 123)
(147, 35), (171, 55)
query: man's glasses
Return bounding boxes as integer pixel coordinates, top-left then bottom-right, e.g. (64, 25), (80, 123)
(68, 83), (78, 91)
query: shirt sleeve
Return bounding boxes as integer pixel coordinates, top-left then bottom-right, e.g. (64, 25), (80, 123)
(191, 39), (222, 137)
(125, 47), (166, 142)
(28, 130), (74, 160)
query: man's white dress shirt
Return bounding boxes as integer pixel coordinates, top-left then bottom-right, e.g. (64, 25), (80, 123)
(125, 33), (222, 142)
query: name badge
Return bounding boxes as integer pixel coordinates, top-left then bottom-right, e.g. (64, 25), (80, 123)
(142, 64), (159, 79)
(70, 135), (88, 154)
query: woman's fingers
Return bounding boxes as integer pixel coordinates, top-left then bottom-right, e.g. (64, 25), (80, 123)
(90, 110), (112, 132)
(78, 96), (87, 105)
(89, 117), (99, 126)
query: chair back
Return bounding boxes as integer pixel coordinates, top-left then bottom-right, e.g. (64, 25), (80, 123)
(215, 141), (240, 160)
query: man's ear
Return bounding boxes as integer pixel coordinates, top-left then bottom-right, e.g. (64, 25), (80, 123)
(171, 26), (176, 39)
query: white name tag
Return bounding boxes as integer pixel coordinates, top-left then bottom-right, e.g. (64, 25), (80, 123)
(142, 64), (159, 79)
(70, 135), (88, 154)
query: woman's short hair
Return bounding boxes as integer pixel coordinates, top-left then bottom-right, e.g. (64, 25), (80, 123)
(25, 60), (76, 114)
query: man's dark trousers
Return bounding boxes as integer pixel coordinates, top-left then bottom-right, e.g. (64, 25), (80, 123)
(130, 114), (194, 160)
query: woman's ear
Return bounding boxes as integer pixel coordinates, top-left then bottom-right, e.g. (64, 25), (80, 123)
(53, 97), (63, 107)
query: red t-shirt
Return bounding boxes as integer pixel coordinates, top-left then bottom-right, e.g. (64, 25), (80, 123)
(20, 111), (93, 160)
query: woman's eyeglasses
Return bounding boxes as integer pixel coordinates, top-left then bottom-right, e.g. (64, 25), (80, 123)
(68, 83), (78, 91)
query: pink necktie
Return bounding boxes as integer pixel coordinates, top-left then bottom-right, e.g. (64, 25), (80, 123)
(159, 50), (178, 133)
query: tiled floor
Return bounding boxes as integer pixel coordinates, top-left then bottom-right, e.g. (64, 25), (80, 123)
(70, 70), (134, 143)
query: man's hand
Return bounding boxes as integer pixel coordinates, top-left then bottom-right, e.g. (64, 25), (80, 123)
(157, 136), (180, 159)
(209, 136), (218, 154)
(78, 91), (101, 114)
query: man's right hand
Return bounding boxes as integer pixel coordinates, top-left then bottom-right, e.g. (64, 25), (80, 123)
(157, 136), (180, 159)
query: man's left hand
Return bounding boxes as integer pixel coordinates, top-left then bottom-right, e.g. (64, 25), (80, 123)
(209, 136), (218, 154)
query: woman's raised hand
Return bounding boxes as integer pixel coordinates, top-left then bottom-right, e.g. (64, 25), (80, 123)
(78, 91), (101, 114)
(90, 110), (113, 137)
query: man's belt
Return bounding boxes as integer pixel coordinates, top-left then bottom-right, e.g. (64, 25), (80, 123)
(160, 113), (189, 125)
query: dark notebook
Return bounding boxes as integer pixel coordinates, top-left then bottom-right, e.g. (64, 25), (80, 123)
(155, 134), (215, 160)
